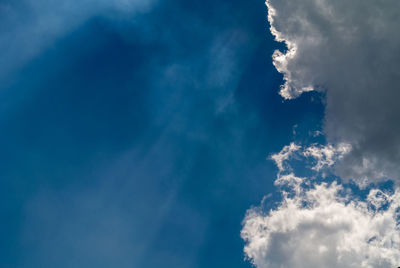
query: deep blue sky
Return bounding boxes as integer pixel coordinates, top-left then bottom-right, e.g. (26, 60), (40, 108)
(0, 0), (323, 267)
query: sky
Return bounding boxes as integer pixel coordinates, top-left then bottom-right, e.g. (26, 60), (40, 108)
(1, 0), (399, 268)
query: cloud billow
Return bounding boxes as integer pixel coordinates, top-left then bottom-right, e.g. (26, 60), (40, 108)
(242, 1), (400, 263)
(266, 0), (400, 185)
(242, 144), (400, 268)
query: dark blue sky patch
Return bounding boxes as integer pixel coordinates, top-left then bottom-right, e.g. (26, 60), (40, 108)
(0, 1), (325, 267)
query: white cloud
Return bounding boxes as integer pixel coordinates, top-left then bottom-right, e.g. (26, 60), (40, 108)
(270, 142), (351, 175)
(242, 182), (400, 268)
(266, 0), (400, 185)
(243, 143), (400, 267)
(304, 143), (351, 172)
(270, 142), (300, 172)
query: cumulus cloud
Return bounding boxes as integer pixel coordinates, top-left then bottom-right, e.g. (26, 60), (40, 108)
(243, 0), (400, 266)
(242, 144), (400, 268)
(266, 0), (400, 185)
(242, 182), (400, 268)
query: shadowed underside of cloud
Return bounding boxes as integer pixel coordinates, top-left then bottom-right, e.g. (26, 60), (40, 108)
(266, 0), (400, 185)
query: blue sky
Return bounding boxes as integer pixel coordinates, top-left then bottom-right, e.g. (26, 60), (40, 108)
(4, 0), (400, 267)
(0, 1), (324, 267)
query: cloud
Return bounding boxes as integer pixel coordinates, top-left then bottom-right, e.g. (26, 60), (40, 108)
(303, 143), (351, 172)
(242, 144), (400, 268)
(270, 142), (350, 177)
(270, 142), (300, 172)
(266, 0), (400, 185)
(242, 182), (400, 268)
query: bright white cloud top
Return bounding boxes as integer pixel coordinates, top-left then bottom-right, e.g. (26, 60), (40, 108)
(242, 182), (400, 268)
(242, 145), (400, 268)
(242, 0), (400, 266)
